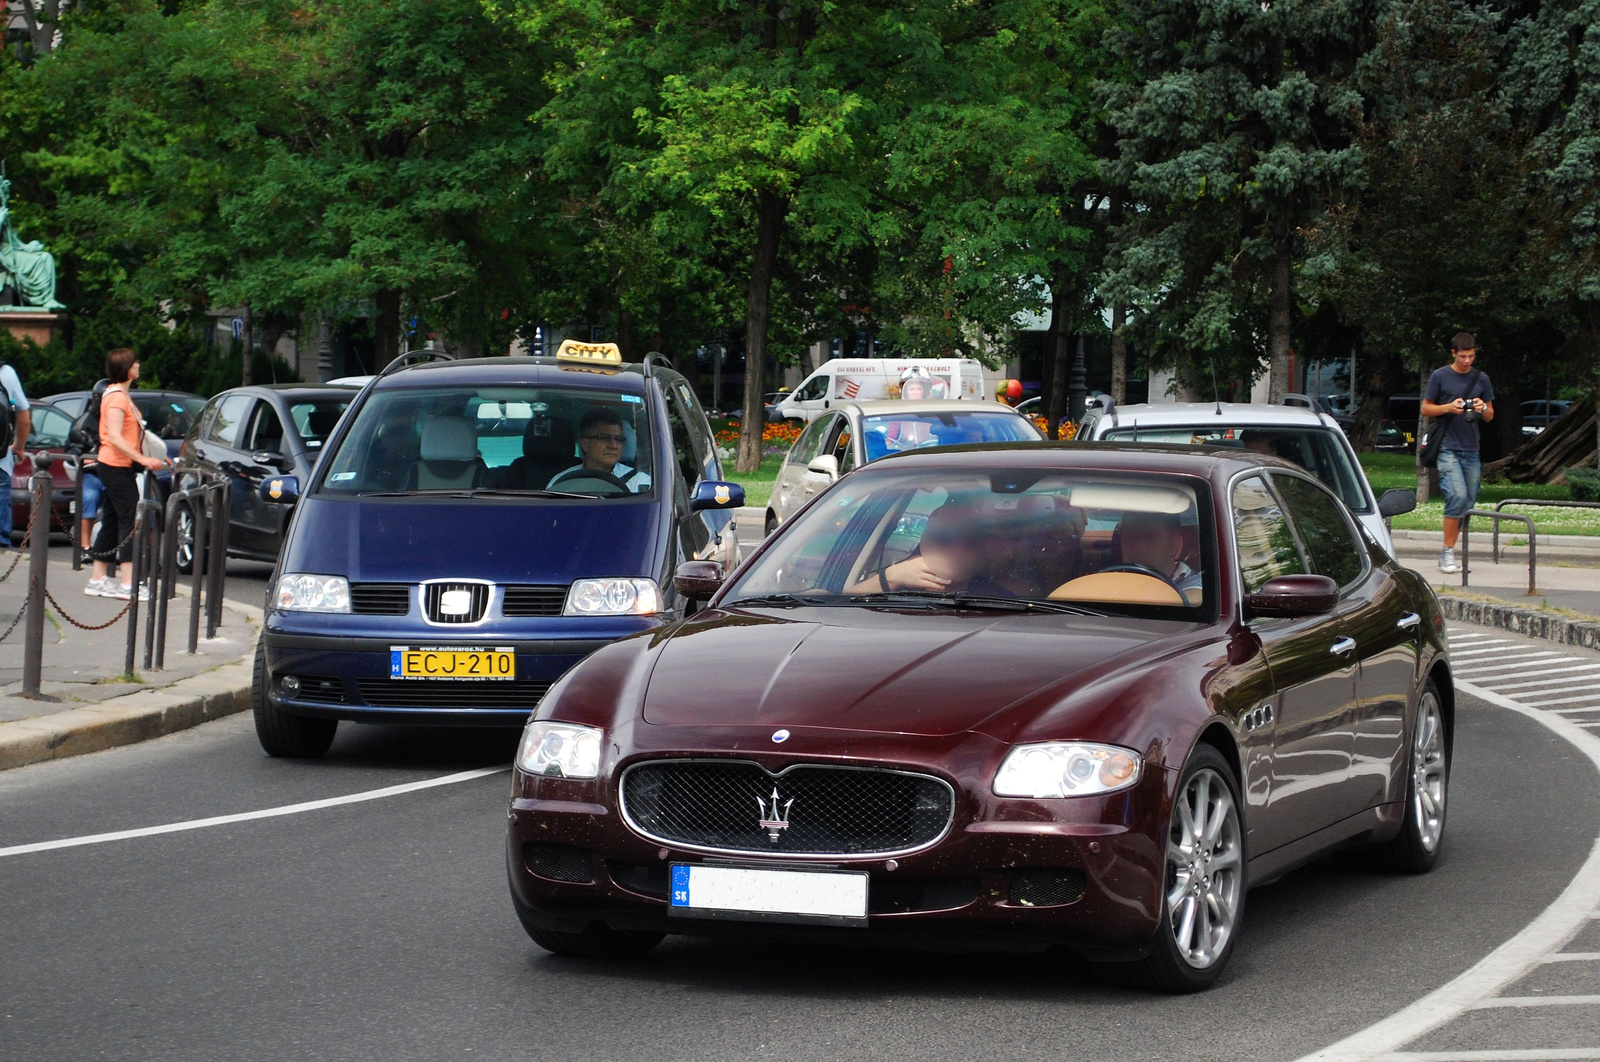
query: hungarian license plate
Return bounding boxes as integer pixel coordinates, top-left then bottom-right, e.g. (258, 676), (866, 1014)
(390, 646), (515, 680)
(668, 864), (868, 926)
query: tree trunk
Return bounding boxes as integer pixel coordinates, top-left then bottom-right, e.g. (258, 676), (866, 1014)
(616, 308), (638, 362)
(240, 303), (254, 386)
(373, 288), (402, 369)
(1110, 303), (1127, 406)
(1267, 237), (1292, 404)
(736, 190), (787, 474)
(1046, 271), (1071, 441)
(1348, 348), (1402, 451)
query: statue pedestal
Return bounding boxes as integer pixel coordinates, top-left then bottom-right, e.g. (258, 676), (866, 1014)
(0, 310), (64, 346)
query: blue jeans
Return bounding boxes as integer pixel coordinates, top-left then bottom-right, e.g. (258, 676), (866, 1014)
(80, 468), (103, 520)
(1437, 449), (1481, 520)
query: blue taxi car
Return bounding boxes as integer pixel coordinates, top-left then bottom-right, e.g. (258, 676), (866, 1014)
(252, 344), (744, 757)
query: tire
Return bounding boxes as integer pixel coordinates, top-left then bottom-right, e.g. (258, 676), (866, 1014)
(764, 510), (778, 536)
(1371, 680), (1448, 873)
(517, 912), (663, 958)
(173, 502), (196, 576)
(251, 638), (336, 758)
(1130, 744), (1246, 992)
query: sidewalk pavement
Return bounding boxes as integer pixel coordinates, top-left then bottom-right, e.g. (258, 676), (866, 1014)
(0, 548), (258, 770)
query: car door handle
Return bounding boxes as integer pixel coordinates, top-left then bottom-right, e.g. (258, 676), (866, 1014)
(1397, 612), (1421, 630)
(1330, 637), (1357, 656)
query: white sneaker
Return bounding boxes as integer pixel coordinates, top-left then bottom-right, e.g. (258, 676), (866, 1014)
(107, 582), (150, 602)
(83, 577), (111, 597)
(1439, 548), (1461, 574)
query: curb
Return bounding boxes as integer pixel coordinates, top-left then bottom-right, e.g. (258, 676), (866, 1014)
(0, 637), (256, 772)
(1438, 591), (1600, 652)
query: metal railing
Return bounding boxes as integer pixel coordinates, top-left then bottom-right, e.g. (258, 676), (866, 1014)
(1489, 498), (1600, 562)
(1460, 508), (1537, 596)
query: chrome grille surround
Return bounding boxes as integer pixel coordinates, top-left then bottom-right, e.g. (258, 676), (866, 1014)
(618, 759), (956, 859)
(420, 579), (493, 626)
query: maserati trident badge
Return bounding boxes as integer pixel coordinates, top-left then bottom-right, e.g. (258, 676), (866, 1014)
(771, 728), (790, 743)
(757, 787), (794, 844)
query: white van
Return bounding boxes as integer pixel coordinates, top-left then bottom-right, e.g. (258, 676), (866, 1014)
(773, 359), (991, 422)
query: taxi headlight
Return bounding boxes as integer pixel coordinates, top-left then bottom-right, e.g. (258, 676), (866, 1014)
(516, 721), (603, 779)
(564, 578), (661, 616)
(994, 742), (1142, 798)
(275, 573), (351, 613)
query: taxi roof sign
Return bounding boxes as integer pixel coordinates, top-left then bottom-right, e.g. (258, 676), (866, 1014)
(555, 339), (624, 365)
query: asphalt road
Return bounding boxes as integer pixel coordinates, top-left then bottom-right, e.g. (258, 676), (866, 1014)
(1, 683), (1594, 1062)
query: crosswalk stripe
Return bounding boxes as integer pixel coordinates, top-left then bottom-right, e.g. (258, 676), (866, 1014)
(1459, 656), (1581, 676)
(1552, 707), (1600, 715)
(1470, 995), (1600, 1008)
(1452, 646), (1552, 659)
(1488, 672), (1600, 692)
(1518, 691), (1600, 708)
(1372, 1052), (1600, 1061)
(1449, 636), (1509, 646)
(1465, 662), (1600, 681)
(1543, 952), (1600, 962)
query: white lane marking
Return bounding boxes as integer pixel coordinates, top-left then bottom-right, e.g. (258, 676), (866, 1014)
(1372, 1052), (1600, 1061)
(1518, 692), (1600, 708)
(1450, 647), (1556, 660)
(1470, 995), (1600, 1009)
(1553, 707), (1600, 715)
(1457, 657), (1582, 677)
(1489, 673), (1600, 691)
(1292, 681), (1600, 1062)
(1544, 953), (1600, 963)
(0, 766), (510, 859)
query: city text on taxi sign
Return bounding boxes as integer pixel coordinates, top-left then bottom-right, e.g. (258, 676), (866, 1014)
(555, 340), (624, 366)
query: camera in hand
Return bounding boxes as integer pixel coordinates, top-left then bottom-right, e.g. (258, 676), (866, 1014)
(1462, 408), (1480, 423)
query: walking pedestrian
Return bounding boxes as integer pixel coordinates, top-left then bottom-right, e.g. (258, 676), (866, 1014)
(1421, 332), (1495, 574)
(0, 359), (31, 555)
(84, 349), (168, 600)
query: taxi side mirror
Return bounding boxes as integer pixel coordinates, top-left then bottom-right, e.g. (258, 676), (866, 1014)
(689, 480), (745, 512)
(1245, 574), (1339, 619)
(806, 455), (840, 481)
(673, 560), (725, 602)
(259, 475), (300, 504)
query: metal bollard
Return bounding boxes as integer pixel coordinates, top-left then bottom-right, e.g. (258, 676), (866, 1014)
(68, 454), (83, 572)
(187, 483), (208, 654)
(153, 488), (189, 671)
(206, 479), (229, 640)
(141, 502), (163, 672)
(21, 453), (54, 699)
(123, 499), (153, 679)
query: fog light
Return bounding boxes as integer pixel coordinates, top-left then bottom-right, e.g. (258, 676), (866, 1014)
(281, 675), (301, 696)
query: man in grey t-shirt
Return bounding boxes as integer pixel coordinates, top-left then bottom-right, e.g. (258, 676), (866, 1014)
(1421, 332), (1495, 574)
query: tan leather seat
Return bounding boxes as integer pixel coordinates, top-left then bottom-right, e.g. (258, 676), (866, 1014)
(1049, 571), (1185, 606)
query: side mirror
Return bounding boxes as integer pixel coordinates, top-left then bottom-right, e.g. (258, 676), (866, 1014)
(1377, 488), (1417, 518)
(252, 450), (291, 470)
(1246, 574), (1339, 619)
(259, 474), (300, 504)
(689, 480), (745, 511)
(806, 454), (840, 480)
(673, 559), (725, 602)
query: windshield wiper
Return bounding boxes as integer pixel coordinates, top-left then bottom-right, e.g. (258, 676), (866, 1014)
(849, 590), (1106, 616)
(723, 593), (839, 609)
(459, 488), (597, 500)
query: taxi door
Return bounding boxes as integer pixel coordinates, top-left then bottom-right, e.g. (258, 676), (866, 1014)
(665, 377), (738, 569)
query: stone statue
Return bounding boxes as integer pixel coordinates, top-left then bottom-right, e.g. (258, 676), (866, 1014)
(0, 169), (65, 311)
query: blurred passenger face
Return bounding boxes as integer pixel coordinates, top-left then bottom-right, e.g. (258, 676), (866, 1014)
(902, 379), (929, 401)
(920, 505), (982, 583)
(1120, 513), (1183, 575)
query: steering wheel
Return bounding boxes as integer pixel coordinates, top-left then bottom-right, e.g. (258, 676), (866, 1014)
(1100, 563), (1182, 593)
(549, 469), (634, 494)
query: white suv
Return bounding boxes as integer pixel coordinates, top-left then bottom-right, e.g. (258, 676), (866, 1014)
(1079, 400), (1415, 553)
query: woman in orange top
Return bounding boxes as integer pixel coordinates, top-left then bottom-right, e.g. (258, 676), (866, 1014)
(84, 348), (170, 600)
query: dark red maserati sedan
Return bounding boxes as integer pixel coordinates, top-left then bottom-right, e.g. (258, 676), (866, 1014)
(506, 444), (1451, 991)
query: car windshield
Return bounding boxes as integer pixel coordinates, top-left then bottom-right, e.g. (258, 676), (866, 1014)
(724, 465), (1212, 618)
(316, 384), (654, 497)
(135, 394), (206, 441)
(859, 411), (1041, 460)
(1103, 424), (1370, 513)
(288, 399), (350, 450)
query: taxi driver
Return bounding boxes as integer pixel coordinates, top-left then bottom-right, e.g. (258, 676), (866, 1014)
(549, 407), (652, 492)
(1119, 511), (1202, 593)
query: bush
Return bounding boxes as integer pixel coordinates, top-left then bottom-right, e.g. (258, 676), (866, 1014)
(1566, 467), (1600, 502)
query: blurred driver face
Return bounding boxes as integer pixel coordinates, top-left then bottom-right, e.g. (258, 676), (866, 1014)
(902, 379), (929, 400)
(1120, 513), (1183, 576)
(920, 505), (981, 582)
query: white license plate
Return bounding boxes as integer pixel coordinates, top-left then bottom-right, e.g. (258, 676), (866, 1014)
(668, 864), (868, 926)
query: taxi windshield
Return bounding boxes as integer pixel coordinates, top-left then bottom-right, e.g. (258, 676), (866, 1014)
(315, 384), (654, 497)
(859, 410), (1041, 460)
(724, 466), (1213, 618)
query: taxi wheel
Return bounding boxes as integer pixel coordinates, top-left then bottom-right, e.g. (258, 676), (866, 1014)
(1128, 744), (1245, 993)
(252, 639), (337, 758)
(523, 922), (664, 959)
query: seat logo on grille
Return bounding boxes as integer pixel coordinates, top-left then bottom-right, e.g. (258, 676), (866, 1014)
(756, 787), (795, 844)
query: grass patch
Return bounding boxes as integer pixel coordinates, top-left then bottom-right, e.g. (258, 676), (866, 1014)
(1357, 453), (1599, 535)
(724, 453), (785, 509)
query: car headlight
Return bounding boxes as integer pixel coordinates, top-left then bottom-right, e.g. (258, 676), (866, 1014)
(516, 721), (603, 779)
(275, 573), (351, 613)
(994, 742), (1142, 798)
(564, 578), (661, 616)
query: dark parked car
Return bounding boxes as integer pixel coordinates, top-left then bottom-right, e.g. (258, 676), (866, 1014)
(8, 401), (77, 539)
(1521, 399), (1572, 435)
(506, 443), (1451, 990)
(253, 346), (744, 759)
(43, 388), (206, 463)
(176, 384), (357, 570)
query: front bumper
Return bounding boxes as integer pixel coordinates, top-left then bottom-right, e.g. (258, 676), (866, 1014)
(263, 618), (658, 725)
(506, 739), (1171, 956)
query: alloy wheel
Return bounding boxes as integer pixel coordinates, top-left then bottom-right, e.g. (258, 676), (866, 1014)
(176, 506), (195, 571)
(1412, 691), (1447, 853)
(1164, 767), (1243, 969)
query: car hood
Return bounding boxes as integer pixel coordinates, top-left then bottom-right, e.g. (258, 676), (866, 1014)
(283, 495), (664, 584)
(641, 608), (1181, 737)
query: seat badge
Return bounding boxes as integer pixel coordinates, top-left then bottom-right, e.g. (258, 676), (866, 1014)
(757, 788), (795, 844)
(771, 728), (790, 743)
